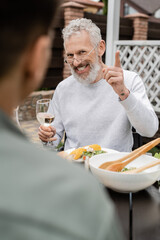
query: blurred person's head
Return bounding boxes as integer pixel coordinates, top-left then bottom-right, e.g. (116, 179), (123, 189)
(62, 18), (105, 85)
(0, 0), (61, 115)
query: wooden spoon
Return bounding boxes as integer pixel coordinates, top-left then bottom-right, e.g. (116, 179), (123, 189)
(104, 138), (160, 172)
(123, 159), (160, 174)
(99, 138), (160, 170)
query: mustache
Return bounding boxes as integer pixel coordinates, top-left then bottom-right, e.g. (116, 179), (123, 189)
(72, 62), (94, 71)
(73, 63), (87, 69)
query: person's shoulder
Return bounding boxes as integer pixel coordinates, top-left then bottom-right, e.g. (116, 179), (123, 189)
(123, 69), (143, 87)
(54, 75), (78, 97)
(1, 132), (121, 239)
(7, 133), (111, 208)
(2, 131), (93, 187)
(56, 75), (75, 89)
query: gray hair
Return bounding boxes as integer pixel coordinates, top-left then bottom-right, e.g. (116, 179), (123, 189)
(62, 18), (102, 47)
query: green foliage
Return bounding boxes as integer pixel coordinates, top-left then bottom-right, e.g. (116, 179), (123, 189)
(148, 146), (160, 156)
(154, 152), (160, 159)
(102, 0), (108, 15)
(38, 87), (53, 91)
(56, 141), (64, 151)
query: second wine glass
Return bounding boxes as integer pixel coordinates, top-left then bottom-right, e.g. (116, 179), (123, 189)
(36, 99), (55, 146)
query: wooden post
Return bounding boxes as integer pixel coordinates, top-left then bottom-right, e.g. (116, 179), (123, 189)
(61, 2), (85, 79)
(105, 0), (121, 66)
(125, 13), (149, 40)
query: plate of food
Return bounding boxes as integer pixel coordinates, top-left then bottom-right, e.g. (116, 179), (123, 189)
(60, 144), (119, 163)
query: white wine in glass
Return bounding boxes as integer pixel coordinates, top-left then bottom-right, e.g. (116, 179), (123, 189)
(37, 112), (54, 126)
(36, 99), (55, 146)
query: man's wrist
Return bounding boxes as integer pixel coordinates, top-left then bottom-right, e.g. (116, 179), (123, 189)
(119, 89), (130, 101)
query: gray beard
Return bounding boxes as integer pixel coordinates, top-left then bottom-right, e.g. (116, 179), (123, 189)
(70, 60), (101, 86)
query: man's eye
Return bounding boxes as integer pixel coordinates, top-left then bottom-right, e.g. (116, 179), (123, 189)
(67, 54), (73, 58)
(79, 51), (86, 55)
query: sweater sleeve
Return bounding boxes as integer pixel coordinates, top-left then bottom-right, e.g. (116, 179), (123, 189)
(120, 73), (159, 137)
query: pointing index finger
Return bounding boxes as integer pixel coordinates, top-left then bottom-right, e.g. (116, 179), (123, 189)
(114, 50), (121, 68)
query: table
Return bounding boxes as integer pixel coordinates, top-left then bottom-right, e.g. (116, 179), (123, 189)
(107, 182), (160, 240)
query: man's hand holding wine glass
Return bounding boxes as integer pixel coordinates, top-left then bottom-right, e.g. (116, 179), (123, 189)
(38, 125), (57, 143)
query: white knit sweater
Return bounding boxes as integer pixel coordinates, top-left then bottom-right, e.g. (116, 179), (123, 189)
(49, 70), (158, 152)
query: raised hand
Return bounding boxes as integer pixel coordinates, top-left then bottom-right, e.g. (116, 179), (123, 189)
(102, 51), (129, 100)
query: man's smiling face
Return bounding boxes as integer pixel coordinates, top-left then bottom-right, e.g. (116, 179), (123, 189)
(64, 30), (100, 85)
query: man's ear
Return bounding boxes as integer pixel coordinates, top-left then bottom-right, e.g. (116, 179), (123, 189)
(98, 40), (106, 57)
(24, 36), (52, 88)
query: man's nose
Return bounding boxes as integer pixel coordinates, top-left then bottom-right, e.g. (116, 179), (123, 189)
(72, 57), (81, 66)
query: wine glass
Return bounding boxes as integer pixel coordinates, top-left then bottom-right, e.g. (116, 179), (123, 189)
(12, 106), (20, 128)
(36, 99), (55, 147)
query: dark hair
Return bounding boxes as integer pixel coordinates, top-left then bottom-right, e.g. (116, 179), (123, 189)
(0, 0), (60, 78)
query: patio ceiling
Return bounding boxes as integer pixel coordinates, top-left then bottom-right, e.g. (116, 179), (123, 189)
(125, 0), (160, 15)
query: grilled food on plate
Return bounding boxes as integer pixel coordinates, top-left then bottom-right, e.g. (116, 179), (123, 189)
(69, 144), (107, 161)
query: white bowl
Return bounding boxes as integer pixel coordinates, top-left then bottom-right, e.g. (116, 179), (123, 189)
(89, 152), (160, 193)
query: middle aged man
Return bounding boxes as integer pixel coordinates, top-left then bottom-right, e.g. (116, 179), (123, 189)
(39, 18), (158, 152)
